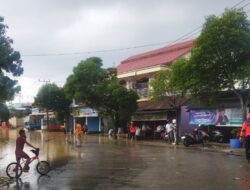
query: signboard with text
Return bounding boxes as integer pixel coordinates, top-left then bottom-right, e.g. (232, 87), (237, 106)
(189, 110), (216, 125)
(189, 108), (243, 127)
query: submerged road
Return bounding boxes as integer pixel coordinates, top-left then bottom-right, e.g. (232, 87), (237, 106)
(0, 128), (250, 190)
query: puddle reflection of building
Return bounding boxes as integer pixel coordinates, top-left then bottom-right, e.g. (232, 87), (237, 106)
(0, 128), (9, 140)
(98, 135), (104, 144)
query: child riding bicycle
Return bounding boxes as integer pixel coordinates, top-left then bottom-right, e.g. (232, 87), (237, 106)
(15, 129), (37, 172)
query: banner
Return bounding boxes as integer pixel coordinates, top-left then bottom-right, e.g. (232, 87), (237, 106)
(189, 108), (243, 127)
(215, 108), (242, 126)
(75, 108), (98, 117)
(189, 110), (216, 125)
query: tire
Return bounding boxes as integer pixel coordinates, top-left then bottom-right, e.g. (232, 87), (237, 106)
(183, 138), (190, 147)
(36, 161), (50, 175)
(6, 162), (23, 179)
(216, 136), (224, 143)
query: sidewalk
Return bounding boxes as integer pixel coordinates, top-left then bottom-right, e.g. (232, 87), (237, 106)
(116, 133), (244, 156)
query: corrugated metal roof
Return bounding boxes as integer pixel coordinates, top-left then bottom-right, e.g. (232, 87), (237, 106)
(117, 39), (194, 75)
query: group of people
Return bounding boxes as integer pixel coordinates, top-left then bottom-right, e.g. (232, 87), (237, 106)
(128, 121), (146, 141)
(75, 122), (88, 146)
(127, 120), (177, 142)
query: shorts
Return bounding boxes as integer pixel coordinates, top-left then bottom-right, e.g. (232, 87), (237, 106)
(15, 152), (30, 163)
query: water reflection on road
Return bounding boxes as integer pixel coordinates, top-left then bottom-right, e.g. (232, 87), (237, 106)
(0, 128), (250, 190)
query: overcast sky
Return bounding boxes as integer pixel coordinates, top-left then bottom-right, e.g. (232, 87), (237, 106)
(0, 0), (248, 103)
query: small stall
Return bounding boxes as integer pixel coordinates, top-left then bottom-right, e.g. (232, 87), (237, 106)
(73, 107), (101, 133)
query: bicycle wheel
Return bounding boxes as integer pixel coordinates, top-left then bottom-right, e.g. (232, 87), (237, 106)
(36, 161), (50, 175)
(6, 162), (23, 179)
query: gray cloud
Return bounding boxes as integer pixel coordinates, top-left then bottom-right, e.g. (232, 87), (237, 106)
(0, 0), (244, 102)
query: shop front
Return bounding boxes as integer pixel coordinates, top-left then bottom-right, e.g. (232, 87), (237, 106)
(132, 98), (179, 139)
(179, 92), (246, 140)
(73, 108), (101, 133)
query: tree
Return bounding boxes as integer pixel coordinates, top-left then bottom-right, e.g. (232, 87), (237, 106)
(64, 57), (138, 131)
(0, 103), (10, 121)
(170, 9), (250, 121)
(0, 17), (23, 102)
(64, 57), (105, 107)
(95, 81), (139, 131)
(34, 83), (71, 126)
(149, 67), (186, 143)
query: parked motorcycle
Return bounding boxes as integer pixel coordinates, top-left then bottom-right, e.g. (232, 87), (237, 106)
(202, 130), (224, 143)
(181, 128), (204, 147)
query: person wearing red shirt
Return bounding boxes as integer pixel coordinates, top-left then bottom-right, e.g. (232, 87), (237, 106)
(15, 129), (37, 171)
(129, 122), (136, 141)
(240, 113), (250, 162)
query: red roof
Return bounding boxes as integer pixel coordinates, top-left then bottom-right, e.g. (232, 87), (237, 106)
(117, 39), (194, 75)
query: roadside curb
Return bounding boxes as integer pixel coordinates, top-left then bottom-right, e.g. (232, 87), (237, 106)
(119, 134), (244, 155)
(90, 134), (245, 156)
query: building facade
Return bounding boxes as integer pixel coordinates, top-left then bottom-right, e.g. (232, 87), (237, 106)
(117, 40), (194, 132)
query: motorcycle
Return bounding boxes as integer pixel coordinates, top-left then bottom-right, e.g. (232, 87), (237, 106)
(203, 130), (224, 143)
(181, 128), (204, 147)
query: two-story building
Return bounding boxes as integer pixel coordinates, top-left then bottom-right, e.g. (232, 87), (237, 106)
(117, 40), (194, 132)
(117, 39), (246, 140)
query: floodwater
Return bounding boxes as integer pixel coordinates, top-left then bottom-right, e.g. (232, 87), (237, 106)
(0, 128), (250, 190)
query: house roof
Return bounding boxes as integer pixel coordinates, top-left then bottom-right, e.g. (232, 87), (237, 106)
(137, 97), (188, 112)
(117, 39), (195, 75)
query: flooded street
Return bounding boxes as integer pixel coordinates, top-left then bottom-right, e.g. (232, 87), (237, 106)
(1, 128), (250, 190)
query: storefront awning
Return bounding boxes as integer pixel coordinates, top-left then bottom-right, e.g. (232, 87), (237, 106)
(137, 96), (187, 112)
(133, 112), (167, 121)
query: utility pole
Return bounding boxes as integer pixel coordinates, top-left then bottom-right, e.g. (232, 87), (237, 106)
(38, 79), (50, 83)
(38, 79), (50, 129)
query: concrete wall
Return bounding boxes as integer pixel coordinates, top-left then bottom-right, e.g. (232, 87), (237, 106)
(179, 106), (197, 135)
(9, 117), (24, 128)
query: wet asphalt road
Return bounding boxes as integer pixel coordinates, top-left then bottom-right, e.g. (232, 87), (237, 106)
(0, 128), (250, 190)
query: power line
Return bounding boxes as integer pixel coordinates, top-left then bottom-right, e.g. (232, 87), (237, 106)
(231, 0), (247, 8)
(21, 0), (248, 58)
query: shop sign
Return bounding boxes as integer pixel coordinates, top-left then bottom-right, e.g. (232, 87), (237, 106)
(78, 108), (98, 117)
(189, 110), (216, 125)
(215, 108), (242, 126)
(189, 108), (243, 127)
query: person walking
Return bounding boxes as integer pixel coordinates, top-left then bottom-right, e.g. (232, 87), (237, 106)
(240, 113), (250, 163)
(129, 122), (136, 141)
(172, 119), (177, 144)
(135, 126), (141, 140)
(165, 121), (174, 143)
(75, 123), (82, 146)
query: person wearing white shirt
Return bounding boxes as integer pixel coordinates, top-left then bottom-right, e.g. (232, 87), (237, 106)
(165, 121), (174, 143)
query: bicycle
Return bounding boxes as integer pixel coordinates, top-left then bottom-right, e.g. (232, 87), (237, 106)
(6, 148), (50, 179)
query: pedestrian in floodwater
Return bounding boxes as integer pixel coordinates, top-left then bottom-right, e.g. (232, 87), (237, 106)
(129, 121), (136, 141)
(172, 119), (177, 144)
(165, 121), (174, 143)
(240, 113), (250, 163)
(75, 123), (82, 146)
(135, 126), (141, 140)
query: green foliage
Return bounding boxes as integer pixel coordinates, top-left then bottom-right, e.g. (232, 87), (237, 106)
(149, 63), (186, 109)
(64, 57), (105, 107)
(35, 83), (71, 122)
(149, 70), (169, 100)
(231, 128), (241, 138)
(169, 9), (250, 118)
(0, 17), (23, 102)
(97, 81), (139, 129)
(189, 9), (250, 95)
(0, 103), (10, 121)
(10, 109), (24, 118)
(64, 57), (138, 129)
